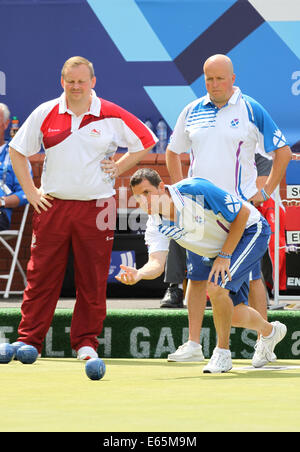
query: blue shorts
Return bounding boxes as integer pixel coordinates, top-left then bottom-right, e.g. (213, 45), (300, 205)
(186, 251), (211, 281)
(249, 261), (261, 280)
(186, 218), (270, 306)
(187, 251), (262, 282)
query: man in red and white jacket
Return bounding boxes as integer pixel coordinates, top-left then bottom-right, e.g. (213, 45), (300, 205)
(9, 56), (157, 360)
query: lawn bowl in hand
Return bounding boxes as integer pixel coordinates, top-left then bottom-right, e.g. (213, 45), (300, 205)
(85, 358), (106, 380)
(0, 343), (15, 363)
(16, 345), (38, 364)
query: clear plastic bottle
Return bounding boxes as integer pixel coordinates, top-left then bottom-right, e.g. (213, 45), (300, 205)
(145, 119), (153, 131)
(156, 119), (167, 154)
(102, 145), (116, 183)
(145, 119), (156, 153)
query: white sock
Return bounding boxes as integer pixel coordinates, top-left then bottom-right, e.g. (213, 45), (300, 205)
(188, 340), (200, 348)
(262, 326), (275, 340)
(215, 347), (231, 355)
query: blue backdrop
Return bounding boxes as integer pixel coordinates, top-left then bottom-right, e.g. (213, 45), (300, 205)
(0, 0), (299, 145)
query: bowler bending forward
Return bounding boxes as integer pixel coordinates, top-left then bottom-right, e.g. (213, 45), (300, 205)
(116, 168), (287, 373)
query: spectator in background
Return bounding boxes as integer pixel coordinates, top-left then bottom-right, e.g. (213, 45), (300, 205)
(164, 54), (291, 363)
(0, 103), (28, 231)
(9, 56), (157, 360)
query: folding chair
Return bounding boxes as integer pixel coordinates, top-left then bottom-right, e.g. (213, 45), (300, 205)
(0, 203), (30, 298)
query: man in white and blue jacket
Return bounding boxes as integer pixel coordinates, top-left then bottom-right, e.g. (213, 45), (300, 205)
(116, 168), (287, 373)
(0, 104), (28, 230)
(162, 54), (291, 367)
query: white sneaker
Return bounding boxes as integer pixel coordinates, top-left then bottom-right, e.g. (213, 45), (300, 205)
(77, 346), (98, 361)
(254, 344), (277, 365)
(167, 342), (204, 362)
(252, 321), (287, 368)
(203, 348), (232, 373)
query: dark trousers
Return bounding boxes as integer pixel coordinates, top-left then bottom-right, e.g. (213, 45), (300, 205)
(164, 239), (186, 284)
(0, 208), (9, 231)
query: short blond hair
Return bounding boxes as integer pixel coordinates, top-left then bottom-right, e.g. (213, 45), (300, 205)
(61, 56), (95, 79)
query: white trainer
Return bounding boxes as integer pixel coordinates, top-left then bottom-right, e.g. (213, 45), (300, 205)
(252, 321), (287, 368)
(253, 344), (277, 366)
(167, 342), (204, 362)
(203, 348), (232, 373)
(77, 346), (98, 361)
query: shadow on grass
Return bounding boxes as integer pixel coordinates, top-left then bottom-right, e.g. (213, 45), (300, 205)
(39, 358), (300, 381)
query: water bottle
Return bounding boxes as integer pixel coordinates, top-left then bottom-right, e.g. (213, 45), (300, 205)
(102, 144), (116, 183)
(10, 116), (19, 138)
(145, 119), (153, 131)
(156, 119), (167, 154)
(145, 119), (156, 153)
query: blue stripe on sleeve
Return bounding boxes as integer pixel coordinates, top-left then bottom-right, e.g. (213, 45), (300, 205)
(175, 178), (242, 223)
(242, 94), (288, 152)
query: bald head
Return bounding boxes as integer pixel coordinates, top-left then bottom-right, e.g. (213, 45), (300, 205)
(203, 54), (236, 107)
(203, 54), (234, 75)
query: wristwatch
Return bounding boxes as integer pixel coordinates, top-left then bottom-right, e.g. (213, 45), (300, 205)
(0, 197), (5, 207)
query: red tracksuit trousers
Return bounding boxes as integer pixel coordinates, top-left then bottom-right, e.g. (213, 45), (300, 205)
(18, 197), (116, 353)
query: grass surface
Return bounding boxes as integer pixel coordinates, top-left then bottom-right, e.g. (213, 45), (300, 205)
(1, 358), (300, 432)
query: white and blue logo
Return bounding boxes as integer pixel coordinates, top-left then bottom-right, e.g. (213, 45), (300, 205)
(230, 118), (240, 128)
(224, 194), (241, 213)
(273, 129), (287, 148)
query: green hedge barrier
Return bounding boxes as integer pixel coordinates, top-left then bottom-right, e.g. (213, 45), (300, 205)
(0, 308), (300, 359)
